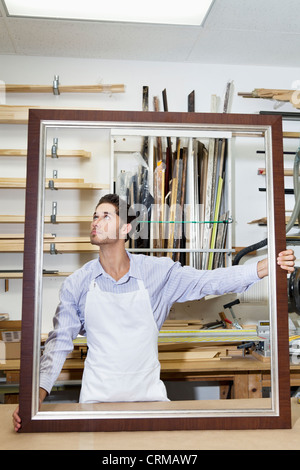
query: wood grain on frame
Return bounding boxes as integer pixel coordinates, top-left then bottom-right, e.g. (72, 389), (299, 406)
(19, 110), (291, 432)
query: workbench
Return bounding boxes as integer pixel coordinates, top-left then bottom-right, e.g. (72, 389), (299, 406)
(1, 398), (300, 450)
(1, 355), (300, 402)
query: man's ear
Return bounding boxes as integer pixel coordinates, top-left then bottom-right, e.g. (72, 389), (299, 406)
(120, 222), (132, 239)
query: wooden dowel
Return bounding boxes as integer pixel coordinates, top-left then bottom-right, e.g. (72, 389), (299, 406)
(5, 84), (125, 94)
(258, 168), (298, 176)
(0, 215), (91, 223)
(0, 149), (91, 158)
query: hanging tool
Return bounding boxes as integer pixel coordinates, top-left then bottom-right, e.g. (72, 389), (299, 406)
(223, 299), (243, 329)
(201, 319), (225, 330)
(218, 311), (232, 328)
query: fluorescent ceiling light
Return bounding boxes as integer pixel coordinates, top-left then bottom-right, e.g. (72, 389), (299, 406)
(3, 0), (214, 26)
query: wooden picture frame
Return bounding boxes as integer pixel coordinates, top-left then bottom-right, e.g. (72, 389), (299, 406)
(18, 109), (291, 432)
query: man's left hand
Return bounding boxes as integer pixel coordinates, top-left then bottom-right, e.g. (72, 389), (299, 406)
(257, 249), (296, 279)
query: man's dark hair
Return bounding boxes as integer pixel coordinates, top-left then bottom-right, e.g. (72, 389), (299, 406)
(96, 194), (135, 240)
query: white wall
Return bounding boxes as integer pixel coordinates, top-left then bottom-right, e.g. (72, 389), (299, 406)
(1, 54), (300, 332)
(0, 55), (300, 114)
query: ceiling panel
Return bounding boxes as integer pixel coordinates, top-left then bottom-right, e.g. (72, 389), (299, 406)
(204, 0), (300, 33)
(0, 17), (15, 53)
(187, 28), (300, 66)
(0, 0), (300, 66)
(3, 18), (200, 61)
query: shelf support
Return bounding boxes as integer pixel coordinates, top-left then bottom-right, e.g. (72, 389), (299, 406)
(52, 75), (60, 96)
(51, 138), (58, 158)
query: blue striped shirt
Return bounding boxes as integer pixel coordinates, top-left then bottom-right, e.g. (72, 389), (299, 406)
(40, 252), (260, 393)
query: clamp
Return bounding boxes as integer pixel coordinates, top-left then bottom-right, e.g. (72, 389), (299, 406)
(223, 299), (243, 329)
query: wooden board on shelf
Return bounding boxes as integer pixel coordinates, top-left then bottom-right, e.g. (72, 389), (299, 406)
(0, 272), (71, 279)
(0, 105), (123, 124)
(5, 84), (125, 94)
(0, 215), (91, 223)
(0, 105), (38, 124)
(0, 236), (97, 253)
(0, 177), (109, 190)
(0, 149), (91, 158)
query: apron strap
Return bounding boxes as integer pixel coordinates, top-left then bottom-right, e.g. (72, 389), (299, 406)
(136, 279), (146, 290)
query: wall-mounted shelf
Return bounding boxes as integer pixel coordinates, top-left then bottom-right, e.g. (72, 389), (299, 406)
(0, 272), (71, 279)
(0, 215), (91, 224)
(0, 233), (245, 255)
(0, 236), (95, 253)
(0, 178), (109, 190)
(0, 149), (91, 158)
(5, 83), (125, 94)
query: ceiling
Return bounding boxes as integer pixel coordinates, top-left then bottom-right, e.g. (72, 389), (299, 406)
(1, 0), (300, 66)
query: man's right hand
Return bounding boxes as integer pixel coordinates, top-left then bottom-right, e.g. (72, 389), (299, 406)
(12, 405), (21, 432)
(12, 387), (48, 432)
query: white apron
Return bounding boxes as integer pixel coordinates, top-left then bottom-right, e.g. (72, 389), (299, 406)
(79, 278), (168, 403)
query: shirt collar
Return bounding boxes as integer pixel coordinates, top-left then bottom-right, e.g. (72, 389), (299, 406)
(92, 250), (141, 284)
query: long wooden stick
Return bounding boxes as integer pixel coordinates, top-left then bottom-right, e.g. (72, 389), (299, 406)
(5, 84), (125, 94)
(258, 168), (299, 176)
(0, 149), (91, 158)
(0, 272), (71, 279)
(0, 177), (109, 190)
(238, 88), (300, 109)
(0, 215), (91, 223)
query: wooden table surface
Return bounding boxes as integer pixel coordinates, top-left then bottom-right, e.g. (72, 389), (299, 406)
(1, 398), (300, 450)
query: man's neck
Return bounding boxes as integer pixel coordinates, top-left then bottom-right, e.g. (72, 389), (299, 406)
(98, 244), (130, 281)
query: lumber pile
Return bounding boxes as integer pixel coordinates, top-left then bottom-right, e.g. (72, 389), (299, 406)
(116, 100), (230, 268)
(160, 320), (203, 330)
(238, 88), (300, 109)
(150, 134), (229, 269)
(158, 320), (246, 366)
(158, 340), (245, 366)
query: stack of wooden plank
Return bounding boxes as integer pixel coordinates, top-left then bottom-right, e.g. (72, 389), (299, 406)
(160, 320), (203, 330)
(149, 134), (229, 269)
(158, 320), (246, 361)
(158, 340), (245, 363)
(238, 88), (300, 110)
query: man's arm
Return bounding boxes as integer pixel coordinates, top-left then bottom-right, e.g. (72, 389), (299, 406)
(39, 270), (87, 394)
(257, 249), (295, 279)
(13, 387), (48, 432)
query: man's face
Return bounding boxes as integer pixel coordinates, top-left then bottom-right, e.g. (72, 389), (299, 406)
(90, 203), (127, 245)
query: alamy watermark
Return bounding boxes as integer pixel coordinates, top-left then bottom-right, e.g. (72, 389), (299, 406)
(95, 202), (230, 241)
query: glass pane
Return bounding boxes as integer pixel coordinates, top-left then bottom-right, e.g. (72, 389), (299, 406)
(37, 123), (274, 417)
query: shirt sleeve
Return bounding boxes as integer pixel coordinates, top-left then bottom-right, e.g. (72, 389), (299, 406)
(163, 260), (260, 305)
(39, 276), (83, 394)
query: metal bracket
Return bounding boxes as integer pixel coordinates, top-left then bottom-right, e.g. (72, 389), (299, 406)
(51, 201), (57, 224)
(53, 75), (60, 95)
(50, 243), (57, 255)
(48, 180), (57, 190)
(48, 170), (58, 190)
(51, 138), (58, 158)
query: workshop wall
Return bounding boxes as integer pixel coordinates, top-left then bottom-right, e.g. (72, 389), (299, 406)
(1, 54), (300, 332)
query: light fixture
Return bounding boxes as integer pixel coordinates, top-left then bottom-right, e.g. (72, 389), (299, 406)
(3, 0), (215, 26)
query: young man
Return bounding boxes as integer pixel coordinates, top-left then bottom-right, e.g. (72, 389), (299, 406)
(13, 194), (295, 430)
